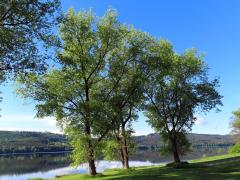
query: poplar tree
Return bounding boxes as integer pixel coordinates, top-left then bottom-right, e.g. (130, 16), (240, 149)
(17, 9), (151, 175)
(145, 40), (222, 163)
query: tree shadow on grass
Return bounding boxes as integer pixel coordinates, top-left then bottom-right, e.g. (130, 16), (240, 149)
(105, 161), (240, 180)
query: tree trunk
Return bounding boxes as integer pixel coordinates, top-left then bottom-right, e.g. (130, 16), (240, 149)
(87, 140), (97, 175)
(84, 82), (96, 176)
(122, 125), (129, 169)
(122, 143), (129, 168)
(170, 134), (181, 163)
(116, 133), (125, 168)
(119, 146), (125, 168)
(86, 125), (97, 176)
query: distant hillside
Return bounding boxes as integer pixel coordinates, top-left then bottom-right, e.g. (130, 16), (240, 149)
(133, 133), (235, 162)
(0, 131), (235, 155)
(134, 133), (235, 152)
(0, 131), (70, 154)
(135, 133), (235, 146)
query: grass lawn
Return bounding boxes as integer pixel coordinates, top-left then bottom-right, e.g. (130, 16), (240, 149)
(47, 153), (240, 180)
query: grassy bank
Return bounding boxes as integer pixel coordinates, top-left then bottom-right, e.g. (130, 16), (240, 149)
(47, 153), (240, 180)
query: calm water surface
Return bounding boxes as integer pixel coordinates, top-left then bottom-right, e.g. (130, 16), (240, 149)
(0, 153), (164, 180)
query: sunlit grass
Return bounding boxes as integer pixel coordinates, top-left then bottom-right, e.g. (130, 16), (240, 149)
(49, 153), (240, 180)
(190, 153), (240, 163)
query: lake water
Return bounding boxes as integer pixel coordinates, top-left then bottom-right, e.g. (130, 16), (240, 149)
(0, 153), (164, 180)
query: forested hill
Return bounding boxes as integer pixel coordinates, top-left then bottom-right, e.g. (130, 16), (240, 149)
(135, 133), (235, 152)
(0, 131), (235, 154)
(0, 131), (70, 154)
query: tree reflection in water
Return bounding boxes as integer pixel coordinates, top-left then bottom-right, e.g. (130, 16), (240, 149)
(0, 153), (71, 175)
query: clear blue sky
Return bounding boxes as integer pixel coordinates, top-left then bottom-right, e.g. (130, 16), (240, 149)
(1, 0), (240, 135)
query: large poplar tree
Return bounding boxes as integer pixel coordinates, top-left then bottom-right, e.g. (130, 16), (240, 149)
(17, 9), (151, 175)
(145, 40), (222, 163)
(103, 31), (153, 169)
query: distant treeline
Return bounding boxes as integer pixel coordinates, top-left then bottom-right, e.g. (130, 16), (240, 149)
(136, 144), (235, 153)
(0, 131), (71, 154)
(0, 131), (235, 155)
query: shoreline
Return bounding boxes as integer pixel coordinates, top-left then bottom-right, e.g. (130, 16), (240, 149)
(0, 150), (71, 156)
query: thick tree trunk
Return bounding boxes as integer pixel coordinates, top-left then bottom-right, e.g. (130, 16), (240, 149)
(119, 146), (125, 168)
(86, 125), (97, 176)
(116, 134), (125, 167)
(84, 82), (96, 176)
(122, 125), (129, 169)
(87, 139), (97, 176)
(122, 143), (129, 168)
(170, 134), (181, 163)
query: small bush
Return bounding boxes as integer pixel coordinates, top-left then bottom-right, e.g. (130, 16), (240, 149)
(228, 143), (240, 154)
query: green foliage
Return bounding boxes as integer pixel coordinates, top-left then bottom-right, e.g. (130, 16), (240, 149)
(70, 136), (88, 166)
(228, 143), (240, 154)
(230, 109), (240, 144)
(0, 0), (61, 118)
(70, 135), (102, 166)
(0, 131), (70, 154)
(230, 109), (240, 135)
(0, 0), (61, 76)
(145, 40), (222, 162)
(102, 140), (119, 161)
(124, 130), (136, 155)
(102, 130), (136, 162)
(102, 23), (153, 167)
(159, 132), (191, 156)
(17, 8), (153, 174)
(145, 45), (222, 134)
(14, 5), (224, 172)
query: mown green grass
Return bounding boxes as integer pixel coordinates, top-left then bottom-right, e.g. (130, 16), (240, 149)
(190, 153), (240, 163)
(51, 153), (240, 180)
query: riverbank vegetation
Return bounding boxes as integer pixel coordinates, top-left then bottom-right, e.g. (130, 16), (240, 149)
(228, 109), (240, 153)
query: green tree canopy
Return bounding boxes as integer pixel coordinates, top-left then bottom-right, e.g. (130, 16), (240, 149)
(103, 31), (152, 168)
(145, 40), (222, 163)
(0, 0), (61, 77)
(231, 109), (240, 135)
(17, 8), (153, 175)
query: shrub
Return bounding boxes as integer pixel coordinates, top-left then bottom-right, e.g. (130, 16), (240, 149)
(228, 143), (240, 154)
